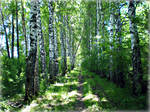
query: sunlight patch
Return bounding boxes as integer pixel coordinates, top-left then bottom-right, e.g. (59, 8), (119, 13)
(68, 90), (82, 97)
(82, 93), (99, 102)
(53, 83), (64, 87)
(21, 102), (38, 112)
(101, 97), (108, 102)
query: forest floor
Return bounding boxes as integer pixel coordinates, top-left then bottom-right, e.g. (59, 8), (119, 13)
(0, 68), (147, 112)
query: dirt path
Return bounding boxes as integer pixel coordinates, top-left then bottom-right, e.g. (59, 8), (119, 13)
(74, 73), (85, 111)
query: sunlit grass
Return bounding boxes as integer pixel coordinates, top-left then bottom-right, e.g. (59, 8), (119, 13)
(82, 70), (147, 110)
(1, 69), (147, 111)
(82, 93), (99, 102)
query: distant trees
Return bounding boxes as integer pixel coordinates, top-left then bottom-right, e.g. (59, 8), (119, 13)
(81, 0), (148, 96)
(21, 0), (28, 57)
(0, 5), (10, 58)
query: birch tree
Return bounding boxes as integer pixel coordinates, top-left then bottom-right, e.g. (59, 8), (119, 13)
(109, 1), (114, 81)
(37, 0), (46, 78)
(15, 0), (19, 58)
(25, 0), (38, 100)
(11, 14), (14, 58)
(60, 14), (67, 75)
(53, 12), (59, 75)
(48, 0), (55, 81)
(128, 0), (143, 95)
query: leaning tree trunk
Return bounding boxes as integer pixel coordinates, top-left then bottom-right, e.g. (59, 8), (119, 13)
(11, 14), (14, 58)
(21, 0), (28, 57)
(0, 7), (10, 58)
(15, 0), (19, 59)
(128, 0), (143, 95)
(25, 0), (38, 101)
(37, 0), (47, 79)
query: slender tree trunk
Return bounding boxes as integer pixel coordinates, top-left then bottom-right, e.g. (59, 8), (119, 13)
(48, 0), (55, 81)
(65, 15), (70, 59)
(11, 15), (14, 58)
(69, 26), (74, 70)
(34, 36), (39, 96)
(15, 0), (19, 59)
(21, 0), (28, 57)
(89, 17), (92, 53)
(128, 0), (143, 95)
(115, 2), (124, 87)
(96, 0), (100, 36)
(25, 0), (38, 101)
(66, 15), (72, 70)
(37, 1), (47, 78)
(0, 7), (10, 58)
(53, 13), (59, 75)
(109, 1), (114, 81)
(59, 15), (67, 75)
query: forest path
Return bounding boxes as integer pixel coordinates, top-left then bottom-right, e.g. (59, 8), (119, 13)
(4, 69), (147, 111)
(19, 69), (117, 112)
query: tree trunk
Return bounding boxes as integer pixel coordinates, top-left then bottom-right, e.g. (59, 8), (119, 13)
(96, 0), (100, 36)
(115, 2), (124, 88)
(11, 15), (14, 58)
(15, 0), (19, 59)
(66, 15), (72, 70)
(69, 26), (74, 70)
(89, 17), (92, 53)
(59, 15), (67, 75)
(34, 36), (39, 96)
(37, 1), (47, 79)
(25, 0), (38, 101)
(48, 0), (55, 81)
(109, 1), (114, 81)
(128, 0), (143, 95)
(53, 13), (59, 75)
(0, 7), (10, 58)
(21, 0), (28, 57)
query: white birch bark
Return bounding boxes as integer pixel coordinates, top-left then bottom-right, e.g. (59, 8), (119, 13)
(53, 13), (59, 75)
(37, 1), (47, 78)
(25, 0), (38, 100)
(59, 14), (67, 75)
(48, 0), (55, 79)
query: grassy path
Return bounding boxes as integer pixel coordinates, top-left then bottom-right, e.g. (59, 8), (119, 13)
(19, 69), (104, 112)
(2, 68), (147, 112)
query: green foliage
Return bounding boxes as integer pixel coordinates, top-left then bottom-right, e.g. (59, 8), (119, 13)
(82, 70), (147, 110)
(1, 56), (25, 98)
